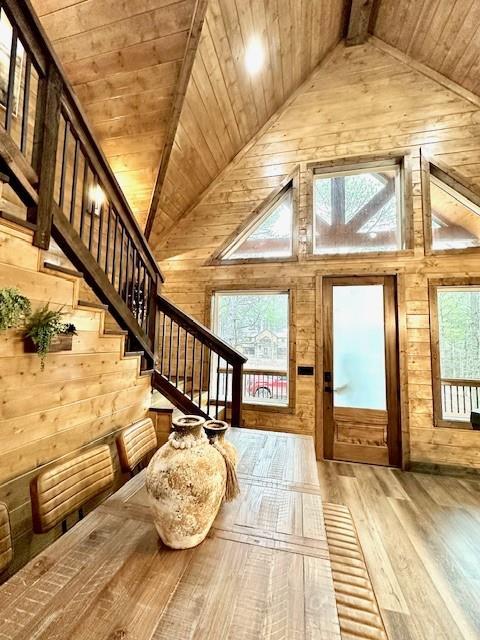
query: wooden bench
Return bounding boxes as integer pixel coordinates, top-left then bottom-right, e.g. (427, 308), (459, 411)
(0, 502), (12, 574)
(30, 445), (114, 534)
(116, 417), (158, 474)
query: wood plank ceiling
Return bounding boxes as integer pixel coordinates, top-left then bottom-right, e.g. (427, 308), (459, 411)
(27, 0), (480, 249)
(373, 0), (480, 97)
(30, 0), (199, 228)
(147, 0), (350, 245)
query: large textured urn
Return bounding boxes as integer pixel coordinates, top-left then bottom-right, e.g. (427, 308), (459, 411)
(145, 415), (226, 549)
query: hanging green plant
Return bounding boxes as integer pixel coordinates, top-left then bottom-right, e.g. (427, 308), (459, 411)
(0, 288), (31, 330)
(24, 303), (77, 369)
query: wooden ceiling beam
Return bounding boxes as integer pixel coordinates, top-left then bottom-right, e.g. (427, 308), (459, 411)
(145, 0), (208, 239)
(346, 0), (378, 46)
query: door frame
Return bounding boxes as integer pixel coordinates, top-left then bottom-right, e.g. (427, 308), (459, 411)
(317, 274), (402, 467)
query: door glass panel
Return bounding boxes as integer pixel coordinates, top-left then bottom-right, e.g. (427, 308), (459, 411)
(332, 284), (386, 410)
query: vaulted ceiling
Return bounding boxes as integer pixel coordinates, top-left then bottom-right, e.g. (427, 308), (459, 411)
(30, 0), (480, 248)
(31, 0), (351, 237)
(373, 0), (480, 97)
(146, 0), (350, 245)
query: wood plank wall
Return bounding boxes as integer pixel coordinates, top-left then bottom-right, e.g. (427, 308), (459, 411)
(0, 218), (151, 578)
(154, 41), (480, 470)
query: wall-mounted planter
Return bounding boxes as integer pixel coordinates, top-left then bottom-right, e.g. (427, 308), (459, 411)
(24, 333), (74, 354)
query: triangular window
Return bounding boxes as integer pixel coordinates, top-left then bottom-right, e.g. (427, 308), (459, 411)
(430, 174), (480, 251)
(221, 187), (293, 261)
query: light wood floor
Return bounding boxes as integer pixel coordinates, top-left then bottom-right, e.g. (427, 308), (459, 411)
(317, 461), (480, 640)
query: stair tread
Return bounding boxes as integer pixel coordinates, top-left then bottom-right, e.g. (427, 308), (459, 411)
(150, 391), (181, 419)
(78, 299), (109, 311)
(0, 210), (35, 232)
(43, 261), (83, 278)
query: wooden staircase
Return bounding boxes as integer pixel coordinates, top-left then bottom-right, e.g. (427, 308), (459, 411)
(0, 0), (246, 426)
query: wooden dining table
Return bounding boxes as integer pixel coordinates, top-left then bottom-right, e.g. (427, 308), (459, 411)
(0, 429), (341, 639)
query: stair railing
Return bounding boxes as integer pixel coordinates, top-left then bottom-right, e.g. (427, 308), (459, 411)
(0, 0), (246, 424)
(50, 98), (160, 363)
(0, 0), (162, 366)
(154, 296), (246, 427)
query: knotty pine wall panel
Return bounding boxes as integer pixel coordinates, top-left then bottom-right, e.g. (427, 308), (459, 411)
(0, 220), (151, 578)
(154, 41), (480, 469)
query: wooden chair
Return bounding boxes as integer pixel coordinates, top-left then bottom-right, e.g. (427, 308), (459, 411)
(116, 417), (157, 475)
(0, 502), (13, 574)
(30, 445), (114, 534)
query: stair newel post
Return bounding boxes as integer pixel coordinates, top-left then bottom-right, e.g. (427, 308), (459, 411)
(29, 63), (62, 249)
(148, 276), (159, 358)
(231, 361), (243, 428)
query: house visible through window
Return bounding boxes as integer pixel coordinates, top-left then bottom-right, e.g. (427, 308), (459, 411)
(212, 291), (289, 406)
(313, 165), (404, 254)
(430, 175), (480, 251)
(221, 188), (293, 261)
(435, 287), (480, 423)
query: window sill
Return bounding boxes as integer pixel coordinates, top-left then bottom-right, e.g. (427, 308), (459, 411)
(435, 418), (476, 430)
(426, 247), (480, 258)
(242, 402), (295, 415)
(207, 255), (299, 267)
(305, 248), (415, 261)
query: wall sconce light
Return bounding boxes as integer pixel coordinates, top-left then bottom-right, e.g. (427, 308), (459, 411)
(90, 183), (105, 216)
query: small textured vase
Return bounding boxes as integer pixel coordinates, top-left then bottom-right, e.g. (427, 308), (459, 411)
(204, 420), (240, 502)
(145, 415), (226, 549)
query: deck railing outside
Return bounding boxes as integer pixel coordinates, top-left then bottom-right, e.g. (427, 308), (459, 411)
(218, 368), (288, 406)
(441, 378), (480, 422)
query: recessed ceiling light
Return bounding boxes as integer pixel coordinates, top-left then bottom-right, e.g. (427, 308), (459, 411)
(245, 37), (264, 75)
